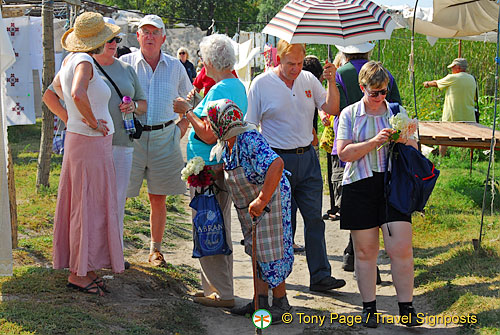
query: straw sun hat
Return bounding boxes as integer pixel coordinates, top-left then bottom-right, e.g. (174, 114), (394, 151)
(61, 12), (121, 52)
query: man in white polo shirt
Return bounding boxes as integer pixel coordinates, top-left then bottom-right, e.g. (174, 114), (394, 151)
(120, 15), (191, 266)
(246, 40), (346, 292)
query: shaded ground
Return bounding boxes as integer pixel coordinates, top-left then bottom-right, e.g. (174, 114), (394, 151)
(129, 193), (460, 335)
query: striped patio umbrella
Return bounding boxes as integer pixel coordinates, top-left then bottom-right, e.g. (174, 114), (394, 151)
(262, 0), (396, 46)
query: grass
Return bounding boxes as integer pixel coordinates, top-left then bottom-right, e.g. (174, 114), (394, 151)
(407, 148), (500, 334)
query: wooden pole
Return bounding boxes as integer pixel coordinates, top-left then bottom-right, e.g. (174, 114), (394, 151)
(237, 17), (240, 43)
(36, 0), (55, 190)
(7, 145), (17, 249)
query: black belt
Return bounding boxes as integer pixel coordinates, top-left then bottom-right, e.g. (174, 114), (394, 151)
(272, 145), (311, 155)
(142, 120), (174, 131)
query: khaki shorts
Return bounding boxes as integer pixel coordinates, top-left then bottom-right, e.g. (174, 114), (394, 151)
(127, 123), (186, 197)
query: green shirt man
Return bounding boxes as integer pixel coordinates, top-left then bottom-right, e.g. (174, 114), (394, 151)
(423, 58), (476, 122)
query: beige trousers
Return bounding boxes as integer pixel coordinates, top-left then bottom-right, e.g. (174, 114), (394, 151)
(190, 165), (234, 300)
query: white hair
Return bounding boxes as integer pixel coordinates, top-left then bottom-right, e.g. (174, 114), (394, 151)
(199, 34), (236, 72)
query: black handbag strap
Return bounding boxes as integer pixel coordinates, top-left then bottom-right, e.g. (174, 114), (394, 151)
(94, 59), (124, 100)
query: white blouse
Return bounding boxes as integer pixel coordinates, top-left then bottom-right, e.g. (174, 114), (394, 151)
(59, 52), (114, 136)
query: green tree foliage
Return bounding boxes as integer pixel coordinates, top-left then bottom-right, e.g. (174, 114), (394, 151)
(98, 0), (259, 36)
(254, 0), (289, 30)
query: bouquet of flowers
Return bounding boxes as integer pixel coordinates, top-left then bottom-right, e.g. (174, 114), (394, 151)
(181, 157), (216, 188)
(378, 113), (418, 150)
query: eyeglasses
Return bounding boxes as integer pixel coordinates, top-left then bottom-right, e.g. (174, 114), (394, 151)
(139, 29), (163, 37)
(179, 51), (186, 55)
(364, 87), (388, 97)
(107, 37), (122, 44)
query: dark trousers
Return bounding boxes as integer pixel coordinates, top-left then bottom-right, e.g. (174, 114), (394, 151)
(278, 148), (331, 284)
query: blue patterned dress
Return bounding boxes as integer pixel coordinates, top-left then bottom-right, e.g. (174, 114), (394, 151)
(223, 129), (294, 288)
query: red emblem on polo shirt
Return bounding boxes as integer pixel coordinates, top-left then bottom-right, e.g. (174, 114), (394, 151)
(305, 90), (312, 98)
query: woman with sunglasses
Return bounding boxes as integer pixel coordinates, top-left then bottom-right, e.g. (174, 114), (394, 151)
(337, 61), (422, 328)
(177, 47), (196, 83)
(93, 18), (147, 266)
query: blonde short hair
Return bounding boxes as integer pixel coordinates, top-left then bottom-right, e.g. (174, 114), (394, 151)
(177, 47), (189, 59)
(277, 40), (306, 59)
(358, 61), (389, 89)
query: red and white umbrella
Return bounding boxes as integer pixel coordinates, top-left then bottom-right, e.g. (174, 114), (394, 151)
(262, 0), (396, 46)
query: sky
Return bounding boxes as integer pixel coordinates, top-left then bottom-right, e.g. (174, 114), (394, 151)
(373, 0), (433, 8)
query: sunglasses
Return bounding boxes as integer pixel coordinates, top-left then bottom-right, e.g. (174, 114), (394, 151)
(364, 87), (388, 97)
(179, 51), (186, 55)
(107, 37), (122, 44)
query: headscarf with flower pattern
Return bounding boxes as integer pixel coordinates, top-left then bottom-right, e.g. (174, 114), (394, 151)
(206, 99), (256, 162)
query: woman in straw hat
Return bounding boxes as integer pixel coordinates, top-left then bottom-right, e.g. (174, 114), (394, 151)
(203, 98), (294, 324)
(47, 12), (125, 295)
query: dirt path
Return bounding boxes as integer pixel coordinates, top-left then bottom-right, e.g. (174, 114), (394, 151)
(162, 192), (459, 335)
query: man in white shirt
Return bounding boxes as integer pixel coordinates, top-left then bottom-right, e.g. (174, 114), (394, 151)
(246, 40), (346, 292)
(120, 15), (191, 266)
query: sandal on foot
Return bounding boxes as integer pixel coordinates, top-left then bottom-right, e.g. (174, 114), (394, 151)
(67, 282), (102, 295)
(93, 277), (110, 293)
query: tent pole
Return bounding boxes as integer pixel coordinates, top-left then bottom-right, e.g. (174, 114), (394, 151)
(411, 0), (420, 150)
(478, 3), (500, 249)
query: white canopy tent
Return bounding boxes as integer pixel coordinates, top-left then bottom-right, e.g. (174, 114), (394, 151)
(385, 2), (498, 45)
(0, 7), (16, 277)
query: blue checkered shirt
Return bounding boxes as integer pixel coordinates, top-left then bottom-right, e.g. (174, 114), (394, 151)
(120, 50), (192, 126)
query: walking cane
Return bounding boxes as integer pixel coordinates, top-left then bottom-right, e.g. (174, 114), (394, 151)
(252, 206), (270, 335)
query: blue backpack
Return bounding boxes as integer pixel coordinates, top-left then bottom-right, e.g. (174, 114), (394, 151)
(385, 103), (440, 215)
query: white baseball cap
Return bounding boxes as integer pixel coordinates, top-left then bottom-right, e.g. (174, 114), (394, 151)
(138, 15), (165, 31)
(335, 42), (375, 54)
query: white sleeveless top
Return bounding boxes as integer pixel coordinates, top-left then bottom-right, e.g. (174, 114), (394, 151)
(59, 53), (114, 136)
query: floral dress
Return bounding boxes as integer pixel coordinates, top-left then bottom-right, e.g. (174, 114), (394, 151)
(223, 129), (294, 288)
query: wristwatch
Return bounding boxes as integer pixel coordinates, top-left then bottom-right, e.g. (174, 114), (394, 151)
(134, 101), (138, 111)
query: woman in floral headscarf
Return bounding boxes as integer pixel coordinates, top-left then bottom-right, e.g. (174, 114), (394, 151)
(206, 98), (294, 324)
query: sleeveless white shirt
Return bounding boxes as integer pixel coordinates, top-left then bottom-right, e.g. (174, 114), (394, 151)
(59, 52), (114, 136)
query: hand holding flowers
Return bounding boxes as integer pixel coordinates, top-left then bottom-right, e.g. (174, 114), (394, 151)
(181, 157), (216, 188)
(377, 113), (418, 151)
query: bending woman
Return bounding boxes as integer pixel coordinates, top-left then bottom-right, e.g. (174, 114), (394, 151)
(206, 99), (293, 324)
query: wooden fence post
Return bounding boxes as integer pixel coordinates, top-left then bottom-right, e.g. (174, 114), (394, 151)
(36, 0), (55, 190)
(7, 145), (17, 249)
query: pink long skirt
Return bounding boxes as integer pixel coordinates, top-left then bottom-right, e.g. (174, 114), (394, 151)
(53, 132), (124, 276)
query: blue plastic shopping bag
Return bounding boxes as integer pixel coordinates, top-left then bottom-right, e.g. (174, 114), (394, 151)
(190, 191), (232, 258)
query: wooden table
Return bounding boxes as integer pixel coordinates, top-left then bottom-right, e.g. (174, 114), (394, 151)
(418, 121), (500, 150)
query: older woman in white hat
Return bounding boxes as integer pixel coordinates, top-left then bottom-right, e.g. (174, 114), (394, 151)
(47, 12), (125, 296)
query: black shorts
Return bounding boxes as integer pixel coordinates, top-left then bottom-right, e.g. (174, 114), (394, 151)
(340, 172), (411, 230)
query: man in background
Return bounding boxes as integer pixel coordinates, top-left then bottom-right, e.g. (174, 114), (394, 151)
(246, 40), (346, 293)
(423, 57), (477, 156)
